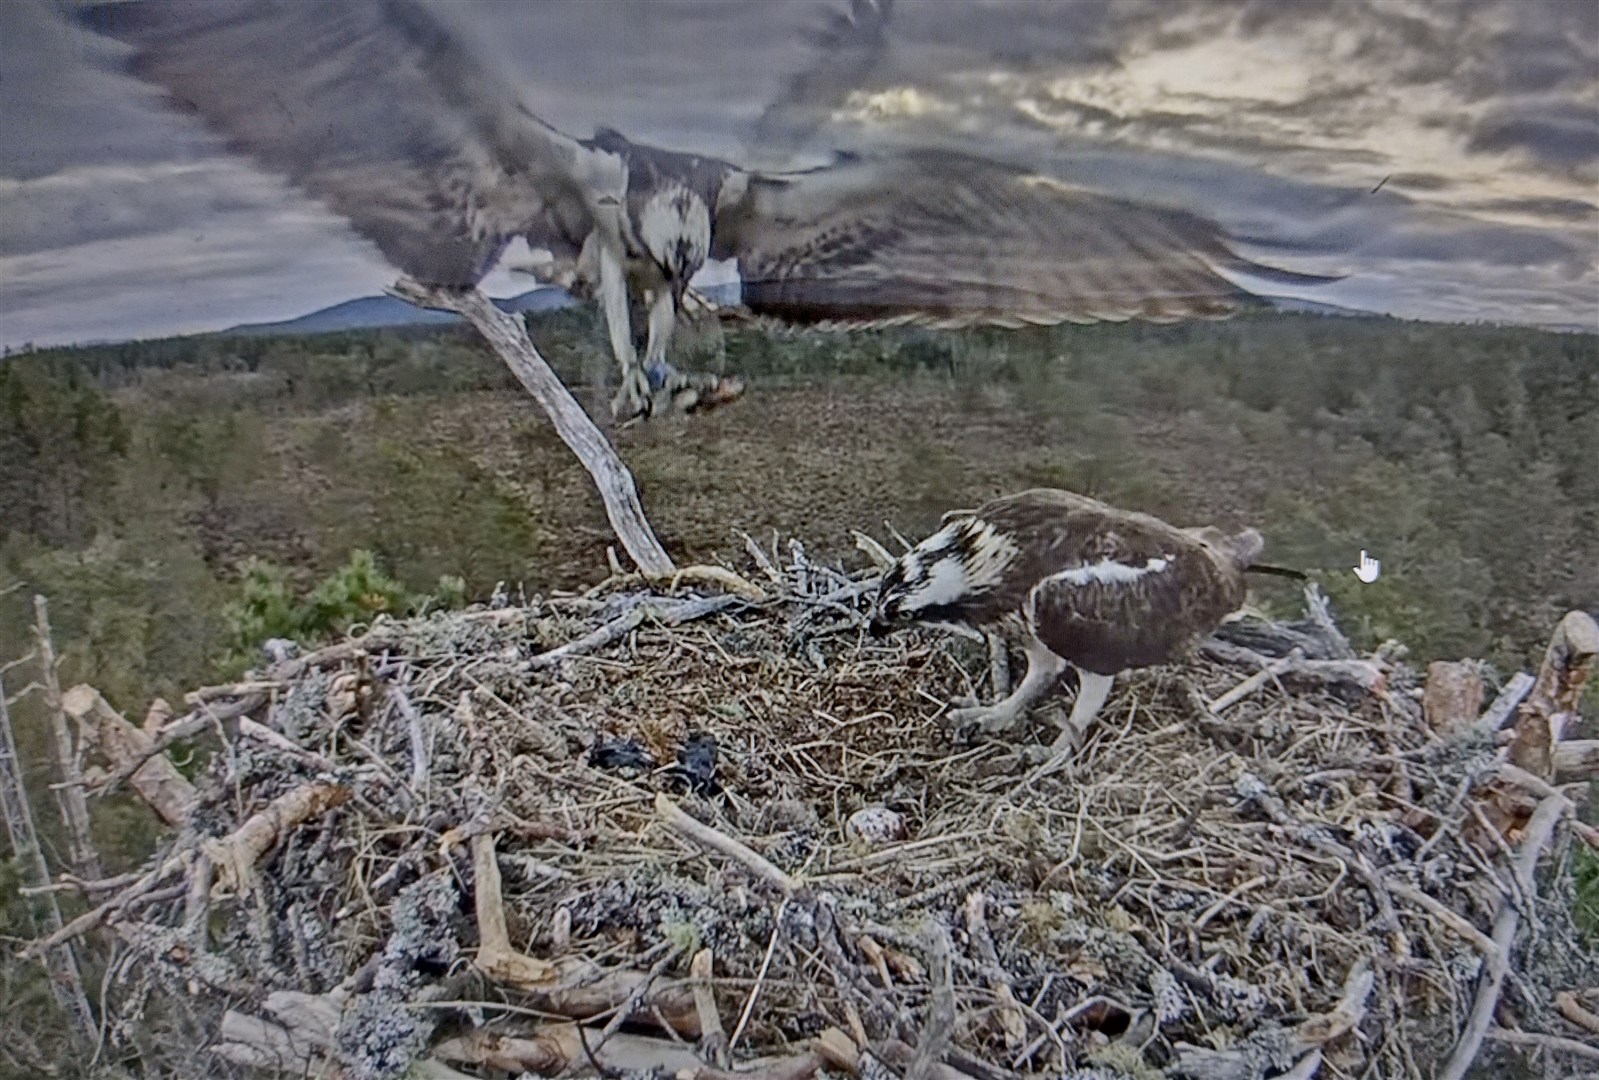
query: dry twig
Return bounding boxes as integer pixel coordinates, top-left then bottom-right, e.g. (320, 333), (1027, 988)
(1438, 794), (1569, 1080)
(655, 792), (800, 896)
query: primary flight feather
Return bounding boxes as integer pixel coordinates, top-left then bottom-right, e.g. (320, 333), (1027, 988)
(75, 0), (1338, 421)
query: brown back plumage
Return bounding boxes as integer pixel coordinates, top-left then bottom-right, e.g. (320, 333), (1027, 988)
(946, 489), (1259, 675)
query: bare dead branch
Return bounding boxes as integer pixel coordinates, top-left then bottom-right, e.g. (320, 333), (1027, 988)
(67, 684), (224, 815)
(655, 792), (800, 896)
(0, 667), (96, 1041)
(1554, 991), (1599, 1036)
(470, 831), (559, 988)
(1438, 794), (1569, 1080)
(387, 278), (673, 575)
(691, 948), (730, 1068)
(201, 782), (351, 897)
(1474, 672), (1534, 736)
(33, 597), (103, 882)
(528, 594), (741, 670)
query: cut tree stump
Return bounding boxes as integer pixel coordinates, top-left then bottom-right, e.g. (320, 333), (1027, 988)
(1508, 610), (1598, 779)
(1423, 660), (1485, 736)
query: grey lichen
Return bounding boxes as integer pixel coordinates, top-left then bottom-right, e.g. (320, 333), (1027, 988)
(1151, 967), (1189, 1024)
(335, 874), (460, 1079)
(275, 668), (332, 743)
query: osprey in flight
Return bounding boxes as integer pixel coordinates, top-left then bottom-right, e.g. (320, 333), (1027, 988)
(77, 0), (1336, 423)
(871, 489), (1264, 756)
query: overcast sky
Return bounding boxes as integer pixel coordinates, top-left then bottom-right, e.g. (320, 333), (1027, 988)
(2, 0), (1595, 349)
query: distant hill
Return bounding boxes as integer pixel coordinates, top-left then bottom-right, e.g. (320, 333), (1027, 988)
(1264, 295), (1378, 319)
(220, 284), (1366, 338)
(220, 286), (575, 336)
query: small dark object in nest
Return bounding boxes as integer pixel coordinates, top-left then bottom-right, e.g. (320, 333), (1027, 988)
(588, 736), (658, 775)
(666, 730), (722, 797)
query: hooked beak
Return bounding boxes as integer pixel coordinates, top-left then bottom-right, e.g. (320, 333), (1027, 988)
(866, 593), (899, 637)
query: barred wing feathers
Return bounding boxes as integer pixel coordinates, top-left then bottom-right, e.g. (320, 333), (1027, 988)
(718, 151), (1339, 331)
(77, 0), (613, 287)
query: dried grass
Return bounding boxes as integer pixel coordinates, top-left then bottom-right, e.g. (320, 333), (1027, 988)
(59, 539), (1598, 1079)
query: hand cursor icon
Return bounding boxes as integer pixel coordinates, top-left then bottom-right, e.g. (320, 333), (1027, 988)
(1354, 550), (1380, 583)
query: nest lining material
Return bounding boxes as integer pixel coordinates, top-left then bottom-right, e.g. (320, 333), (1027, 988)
(53, 540), (1598, 1080)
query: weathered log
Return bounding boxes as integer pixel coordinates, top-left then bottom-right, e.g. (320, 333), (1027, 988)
(64, 684), (197, 826)
(1507, 610), (1598, 778)
(201, 782), (352, 897)
(1423, 660), (1485, 736)
(214, 1008), (340, 1075)
(1554, 739), (1599, 781)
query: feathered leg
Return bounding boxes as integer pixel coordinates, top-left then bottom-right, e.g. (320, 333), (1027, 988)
(949, 637), (1067, 741)
(597, 244), (653, 423)
(639, 288), (744, 418)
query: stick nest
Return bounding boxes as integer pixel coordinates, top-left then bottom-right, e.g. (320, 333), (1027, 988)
(71, 540), (1597, 1080)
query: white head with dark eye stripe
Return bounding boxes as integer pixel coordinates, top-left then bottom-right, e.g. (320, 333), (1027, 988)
(871, 519), (1019, 631)
(637, 185), (711, 297)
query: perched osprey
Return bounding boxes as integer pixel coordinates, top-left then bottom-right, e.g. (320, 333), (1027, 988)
(76, 0), (1337, 423)
(871, 489), (1264, 755)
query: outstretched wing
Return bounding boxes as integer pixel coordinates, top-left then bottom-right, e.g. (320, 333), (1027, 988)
(745, 0), (895, 172)
(75, 0), (616, 287)
(715, 150), (1342, 330)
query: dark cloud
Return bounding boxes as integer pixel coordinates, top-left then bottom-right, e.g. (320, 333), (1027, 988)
(1468, 101), (1599, 168)
(0, 162), (310, 258)
(1, 0), (217, 180)
(1375, 173), (1448, 194)
(1464, 196), (1599, 224)
(1360, 219), (1592, 276)
(1476, 28), (1594, 96)
(2, 0), (1595, 347)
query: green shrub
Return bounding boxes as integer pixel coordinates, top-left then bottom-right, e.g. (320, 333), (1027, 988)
(1575, 840), (1599, 942)
(224, 550), (469, 660)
